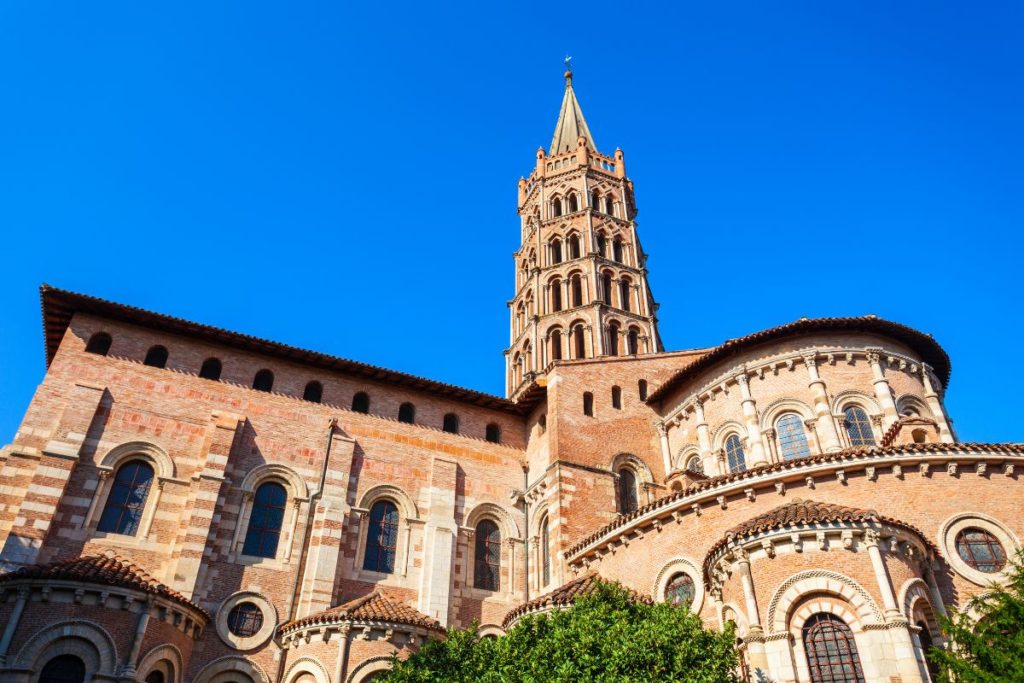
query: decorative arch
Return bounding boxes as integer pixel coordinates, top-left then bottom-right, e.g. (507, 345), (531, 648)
(720, 601), (750, 636)
(830, 390), (880, 417)
(283, 656), (331, 683)
(899, 578), (940, 632)
(192, 655), (270, 683)
(99, 440), (175, 479)
(759, 398), (815, 431)
(13, 619), (118, 675)
(766, 570), (884, 635)
(466, 501), (521, 539)
(358, 484), (419, 520)
(652, 557), (706, 614)
(674, 445), (701, 471)
(711, 421), (747, 451)
(346, 656), (393, 683)
(478, 624), (506, 638)
(240, 463), (309, 501)
(896, 394), (931, 417)
(137, 644), (185, 683)
(610, 453), (654, 486)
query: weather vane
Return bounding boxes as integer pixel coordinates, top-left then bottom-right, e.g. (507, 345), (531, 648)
(564, 55), (572, 70)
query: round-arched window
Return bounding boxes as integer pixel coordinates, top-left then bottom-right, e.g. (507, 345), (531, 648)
(955, 528), (1007, 573)
(39, 655), (86, 683)
(227, 602), (264, 637)
(775, 413), (811, 460)
(665, 573), (695, 608)
(725, 435), (746, 473)
(686, 456), (703, 474)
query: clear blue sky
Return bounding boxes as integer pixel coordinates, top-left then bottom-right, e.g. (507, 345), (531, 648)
(1, 2), (1021, 444)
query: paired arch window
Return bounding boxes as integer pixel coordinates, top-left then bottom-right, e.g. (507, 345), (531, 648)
(97, 460), (154, 536)
(776, 413), (811, 460)
(39, 655), (86, 683)
(443, 413), (460, 434)
(725, 435), (746, 473)
(85, 332), (112, 356)
(601, 272), (613, 303)
(552, 198), (563, 217)
(568, 234), (581, 259)
(398, 402), (416, 424)
(573, 326), (587, 358)
(143, 345), (168, 368)
(665, 573), (695, 608)
(550, 238), (563, 264)
(485, 423), (501, 443)
(474, 519), (501, 591)
(955, 528), (1007, 573)
(843, 406), (875, 446)
(363, 500), (399, 573)
(612, 238), (623, 263)
(253, 369), (274, 392)
(596, 234), (607, 257)
(352, 392), (370, 414)
(611, 385), (622, 409)
(242, 482), (287, 558)
(570, 275), (583, 307)
(550, 329), (563, 361)
(550, 278), (562, 312)
(605, 196), (615, 215)
(618, 468), (638, 513)
(583, 391), (594, 416)
(567, 193), (579, 213)
(540, 514), (551, 586)
(627, 328), (639, 355)
(607, 322), (620, 356)
(303, 381), (323, 403)
(619, 279), (632, 311)
(590, 191), (599, 210)
(802, 613), (866, 683)
(199, 357), (222, 380)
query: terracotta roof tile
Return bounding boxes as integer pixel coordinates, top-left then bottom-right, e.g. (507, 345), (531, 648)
(501, 573), (652, 629)
(279, 591), (443, 634)
(880, 416), (939, 447)
(0, 554), (207, 616)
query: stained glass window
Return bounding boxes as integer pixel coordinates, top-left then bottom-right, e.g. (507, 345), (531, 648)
(777, 413), (811, 460)
(803, 613), (865, 683)
(726, 435), (746, 473)
(474, 519), (501, 591)
(665, 573), (695, 608)
(97, 460), (154, 536)
(242, 482), (287, 558)
(227, 602), (264, 637)
(364, 500), (399, 573)
(843, 406), (875, 446)
(956, 528), (1007, 573)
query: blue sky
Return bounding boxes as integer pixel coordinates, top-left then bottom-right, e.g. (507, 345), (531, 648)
(1, 2), (1021, 443)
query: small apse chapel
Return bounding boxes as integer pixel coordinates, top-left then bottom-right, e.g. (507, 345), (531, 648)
(1, 68), (1021, 683)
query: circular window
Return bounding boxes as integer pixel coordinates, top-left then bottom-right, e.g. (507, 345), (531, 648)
(665, 573), (695, 607)
(227, 602), (264, 637)
(956, 528), (1007, 573)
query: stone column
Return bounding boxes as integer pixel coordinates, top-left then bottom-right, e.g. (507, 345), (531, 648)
(0, 587), (30, 666)
(122, 595), (155, 677)
(735, 550), (770, 678)
(865, 530), (925, 683)
(804, 354), (842, 452)
(921, 365), (955, 443)
(923, 557), (948, 618)
(762, 428), (778, 463)
(657, 423), (673, 475)
(417, 457), (458, 627)
(736, 374), (768, 468)
(693, 401), (716, 475)
(866, 350), (900, 430)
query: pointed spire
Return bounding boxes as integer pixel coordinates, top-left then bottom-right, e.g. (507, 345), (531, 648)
(549, 65), (597, 155)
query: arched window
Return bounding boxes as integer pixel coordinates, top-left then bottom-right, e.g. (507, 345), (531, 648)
(97, 460), (154, 536)
(550, 238), (563, 264)
(39, 655), (86, 683)
(613, 238), (623, 263)
(618, 468), (638, 513)
(776, 413), (811, 460)
(252, 369), (274, 392)
(802, 613), (866, 683)
(619, 279), (632, 311)
(443, 413), (460, 434)
(591, 191), (600, 210)
(540, 514), (551, 586)
(199, 357), (222, 380)
(638, 379), (648, 401)
(597, 234), (607, 257)
(568, 193), (579, 213)
(917, 621), (941, 680)
(398, 402), (416, 424)
(568, 234), (581, 259)
(485, 423), (501, 443)
(843, 406), (875, 446)
(607, 322), (620, 356)
(552, 198), (562, 217)
(143, 345), (168, 368)
(611, 385), (622, 409)
(725, 435), (746, 473)
(912, 429), (927, 444)
(363, 500), (399, 573)
(474, 519), (501, 590)
(601, 272), (613, 303)
(550, 279), (562, 312)
(627, 328), (639, 355)
(686, 456), (704, 474)
(665, 573), (695, 608)
(303, 381), (323, 403)
(583, 391), (594, 416)
(573, 325), (586, 358)
(550, 329), (563, 361)
(242, 481), (287, 558)
(352, 392), (370, 414)
(145, 672), (166, 683)
(85, 332), (112, 356)
(605, 196), (615, 216)
(955, 528), (1007, 573)
(571, 274), (583, 307)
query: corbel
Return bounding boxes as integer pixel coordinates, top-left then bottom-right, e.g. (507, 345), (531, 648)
(866, 466), (877, 481)
(947, 462), (958, 477)
(816, 531), (827, 551)
(805, 476), (815, 490)
(841, 530), (854, 549)
(893, 464), (903, 479)
(836, 470), (846, 484)
(977, 462), (988, 477)
(717, 495), (727, 510)
(1006, 463), (1015, 477)
(791, 533), (803, 553)
(761, 539), (775, 558)
(691, 503), (701, 517)
(744, 488), (755, 502)
(920, 463), (930, 477)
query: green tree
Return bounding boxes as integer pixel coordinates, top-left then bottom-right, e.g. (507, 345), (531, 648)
(929, 548), (1024, 682)
(380, 580), (742, 683)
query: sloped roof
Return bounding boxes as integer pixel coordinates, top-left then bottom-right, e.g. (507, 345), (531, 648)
(549, 70), (597, 155)
(646, 316), (951, 405)
(278, 591), (443, 634)
(880, 415), (939, 447)
(501, 573), (652, 629)
(0, 554), (207, 616)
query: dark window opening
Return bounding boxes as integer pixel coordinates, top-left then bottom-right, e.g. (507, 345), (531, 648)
(607, 322), (620, 356)
(485, 423), (501, 443)
(352, 392), (370, 414)
(551, 330), (562, 361)
(550, 239), (562, 264)
(443, 413), (460, 434)
(85, 332), (112, 356)
(474, 519), (501, 590)
(242, 482), (287, 558)
(253, 369), (274, 392)
(619, 280), (631, 312)
(541, 515), (551, 585)
(802, 613), (866, 683)
(143, 345), (168, 368)
(613, 239), (623, 263)
(303, 381), (323, 403)
(583, 391), (594, 416)
(611, 385), (622, 409)
(605, 197), (615, 215)
(618, 468), (638, 513)
(551, 279), (562, 312)
(590, 191), (599, 210)
(97, 460), (154, 536)
(601, 272), (613, 304)
(145, 672), (166, 683)
(597, 234), (607, 257)
(574, 326), (586, 358)
(398, 402), (416, 424)
(627, 329), (639, 355)
(568, 193), (579, 213)
(569, 235), (581, 259)
(199, 357), (222, 380)
(227, 602), (264, 637)
(39, 655), (86, 683)
(571, 276), (583, 307)
(363, 500), (399, 573)
(552, 198), (562, 217)
(638, 379), (648, 401)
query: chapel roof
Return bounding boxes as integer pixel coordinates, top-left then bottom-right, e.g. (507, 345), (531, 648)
(645, 316), (951, 405)
(549, 69), (597, 155)
(278, 591), (443, 634)
(501, 572), (652, 629)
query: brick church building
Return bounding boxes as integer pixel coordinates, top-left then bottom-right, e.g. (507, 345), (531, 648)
(0, 68), (1020, 683)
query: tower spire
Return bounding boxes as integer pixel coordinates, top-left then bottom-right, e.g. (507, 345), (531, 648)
(549, 61), (597, 155)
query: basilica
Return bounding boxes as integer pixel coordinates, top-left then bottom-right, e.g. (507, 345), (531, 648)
(0, 69), (1020, 683)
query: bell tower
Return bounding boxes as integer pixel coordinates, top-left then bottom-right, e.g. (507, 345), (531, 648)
(505, 66), (663, 399)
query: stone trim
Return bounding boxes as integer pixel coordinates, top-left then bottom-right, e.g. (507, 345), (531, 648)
(215, 591), (278, 651)
(765, 570), (883, 635)
(938, 511), (1020, 586)
(192, 655), (270, 683)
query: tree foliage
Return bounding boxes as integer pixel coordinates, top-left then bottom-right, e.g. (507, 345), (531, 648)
(380, 580), (742, 683)
(930, 548), (1024, 682)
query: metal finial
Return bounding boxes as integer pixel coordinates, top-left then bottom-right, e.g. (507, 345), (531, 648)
(564, 55), (572, 69)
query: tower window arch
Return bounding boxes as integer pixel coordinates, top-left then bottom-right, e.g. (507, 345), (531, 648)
(843, 405), (875, 446)
(619, 278), (632, 312)
(485, 423), (501, 443)
(583, 391), (594, 416)
(550, 278), (562, 312)
(242, 481), (287, 558)
(143, 345), (168, 368)
(363, 500), (399, 573)
(573, 325), (586, 358)
(85, 332), (112, 356)
(474, 519), (501, 591)
(552, 197), (562, 217)
(540, 513), (551, 586)
(605, 196), (615, 216)
(199, 357), (222, 380)
(607, 321), (620, 356)
(253, 369), (274, 392)
(570, 274), (583, 307)
(97, 459), (155, 536)
(550, 238), (563, 264)
(568, 234), (581, 259)
(613, 238), (623, 263)
(725, 435), (746, 473)
(601, 272), (613, 304)
(596, 233), (607, 257)
(802, 613), (866, 683)
(303, 381), (323, 403)
(550, 329), (563, 361)
(398, 402), (416, 424)
(352, 392), (370, 414)
(776, 413), (811, 460)
(567, 193), (579, 213)
(443, 413), (460, 434)
(617, 467), (638, 514)
(611, 385), (622, 409)
(627, 327), (639, 355)
(590, 190), (600, 210)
